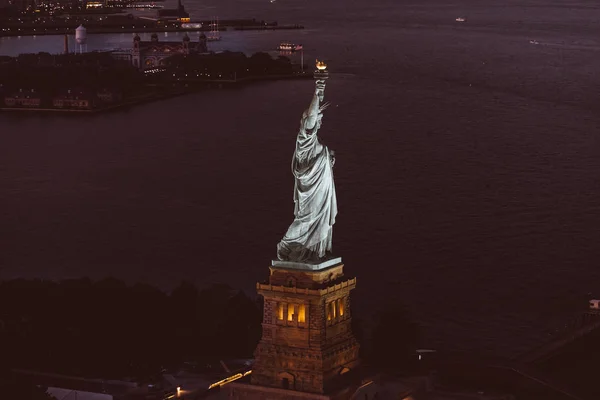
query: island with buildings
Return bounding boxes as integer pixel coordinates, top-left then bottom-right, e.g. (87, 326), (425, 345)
(0, 31), (310, 113)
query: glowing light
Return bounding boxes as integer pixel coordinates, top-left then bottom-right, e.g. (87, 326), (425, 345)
(357, 380), (374, 390)
(181, 23), (202, 29)
(208, 373), (242, 389)
(316, 59), (327, 70)
(277, 303), (284, 320)
(298, 304), (306, 323)
(328, 301), (336, 320)
(338, 298), (345, 317)
(208, 370), (252, 390)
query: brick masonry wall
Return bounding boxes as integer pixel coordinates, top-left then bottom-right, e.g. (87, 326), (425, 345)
(252, 267), (359, 395)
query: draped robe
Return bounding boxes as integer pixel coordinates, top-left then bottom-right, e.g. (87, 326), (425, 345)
(276, 111), (338, 262)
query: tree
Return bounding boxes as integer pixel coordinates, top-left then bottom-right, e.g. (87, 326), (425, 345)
(248, 52), (274, 75)
(215, 291), (262, 358)
(0, 279), (263, 377)
(170, 280), (199, 314)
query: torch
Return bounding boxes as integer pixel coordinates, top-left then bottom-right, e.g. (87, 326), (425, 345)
(314, 59), (328, 102)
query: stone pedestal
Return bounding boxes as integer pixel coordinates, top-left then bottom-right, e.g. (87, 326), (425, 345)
(233, 258), (360, 398)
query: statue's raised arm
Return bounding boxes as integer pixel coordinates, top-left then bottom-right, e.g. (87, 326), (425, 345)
(277, 60), (338, 263)
(302, 60), (330, 131)
(303, 86), (329, 130)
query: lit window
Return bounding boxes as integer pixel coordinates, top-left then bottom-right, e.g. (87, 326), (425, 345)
(327, 301), (336, 321)
(277, 303), (284, 320)
(338, 298), (345, 317)
(298, 304), (306, 323)
(288, 304), (295, 321)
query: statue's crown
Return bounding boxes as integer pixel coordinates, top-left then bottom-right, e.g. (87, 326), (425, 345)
(316, 59), (327, 71)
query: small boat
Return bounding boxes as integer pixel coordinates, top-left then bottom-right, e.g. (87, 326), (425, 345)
(277, 42), (300, 52)
(529, 39), (539, 45)
(456, 17), (466, 22)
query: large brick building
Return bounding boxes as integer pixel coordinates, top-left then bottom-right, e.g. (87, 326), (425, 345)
(131, 32), (207, 70)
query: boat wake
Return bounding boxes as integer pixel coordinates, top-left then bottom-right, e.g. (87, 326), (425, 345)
(536, 41), (600, 51)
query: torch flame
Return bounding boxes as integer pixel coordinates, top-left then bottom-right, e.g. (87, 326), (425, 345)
(316, 59), (327, 71)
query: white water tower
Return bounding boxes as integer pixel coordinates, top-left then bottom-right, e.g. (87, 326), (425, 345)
(75, 25), (87, 53)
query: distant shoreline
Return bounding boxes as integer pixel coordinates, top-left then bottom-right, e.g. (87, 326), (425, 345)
(0, 93), (173, 114)
(0, 90), (184, 114)
(0, 72), (313, 114)
(0, 24), (304, 38)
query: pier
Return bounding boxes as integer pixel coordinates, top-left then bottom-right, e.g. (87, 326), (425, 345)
(0, 18), (304, 37)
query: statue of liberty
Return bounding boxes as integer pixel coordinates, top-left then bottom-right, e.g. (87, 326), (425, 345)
(277, 61), (337, 262)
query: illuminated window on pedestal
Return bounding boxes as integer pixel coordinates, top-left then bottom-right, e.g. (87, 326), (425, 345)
(327, 301), (337, 321)
(298, 304), (306, 323)
(338, 298), (345, 317)
(288, 304), (295, 321)
(277, 303), (284, 320)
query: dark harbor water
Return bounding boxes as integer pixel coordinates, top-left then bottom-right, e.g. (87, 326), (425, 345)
(2, 0), (600, 357)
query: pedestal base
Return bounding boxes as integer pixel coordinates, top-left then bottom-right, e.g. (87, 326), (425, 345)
(254, 257), (359, 396)
(271, 257), (342, 271)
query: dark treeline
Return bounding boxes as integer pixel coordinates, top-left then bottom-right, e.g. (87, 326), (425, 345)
(0, 277), (421, 380)
(0, 51), (304, 101)
(163, 51), (301, 81)
(0, 52), (142, 93)
(0, 278), (262, 380)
